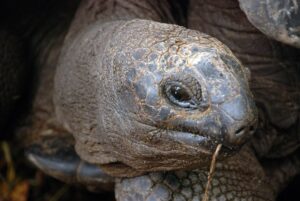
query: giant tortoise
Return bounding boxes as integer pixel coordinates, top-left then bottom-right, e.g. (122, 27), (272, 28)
(1, 0), (299, 200)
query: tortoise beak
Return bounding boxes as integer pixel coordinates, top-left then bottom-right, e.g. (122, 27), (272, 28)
(163, 91), (257, 153)
(218, 93), (258, 149)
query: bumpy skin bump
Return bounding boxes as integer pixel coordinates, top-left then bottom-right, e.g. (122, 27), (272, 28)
(238, 0), (300, 48)
(55, 19), (257, 177)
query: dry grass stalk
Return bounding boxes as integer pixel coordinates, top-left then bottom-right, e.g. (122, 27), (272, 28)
(202, 144), (222, 201)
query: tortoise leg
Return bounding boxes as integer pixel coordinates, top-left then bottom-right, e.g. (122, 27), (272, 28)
(115, 146), (276, 201)
(25, 134), (114, 192)
(238, 0), (300, 48)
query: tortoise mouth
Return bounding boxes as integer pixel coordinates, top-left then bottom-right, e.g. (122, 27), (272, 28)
(144, 120), (246, 156)
(96, 126), (246, 177)
(163, 130), (211, 152)
(153, 116), (256, 154)
(162, 129), (243, 155)
(99, 129), (240, 177)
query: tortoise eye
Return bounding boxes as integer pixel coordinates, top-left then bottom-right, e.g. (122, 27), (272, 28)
(163, 81), (198, 109)
(169, 85), (191, 102)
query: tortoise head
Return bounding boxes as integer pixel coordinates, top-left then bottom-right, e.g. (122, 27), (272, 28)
(54, 20), (257, 176)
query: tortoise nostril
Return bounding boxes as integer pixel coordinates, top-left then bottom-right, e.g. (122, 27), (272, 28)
(249, 125), (255, 132)
(234, 126), (246, 136)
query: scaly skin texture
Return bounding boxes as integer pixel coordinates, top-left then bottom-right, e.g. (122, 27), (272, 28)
(115, 146), (275, 201)
(55, 0), (256, 177)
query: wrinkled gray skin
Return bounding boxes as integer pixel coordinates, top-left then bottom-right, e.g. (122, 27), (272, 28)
(7, 0), (299, 200)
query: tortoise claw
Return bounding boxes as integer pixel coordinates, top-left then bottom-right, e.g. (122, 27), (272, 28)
(25, 136), (114, 191)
